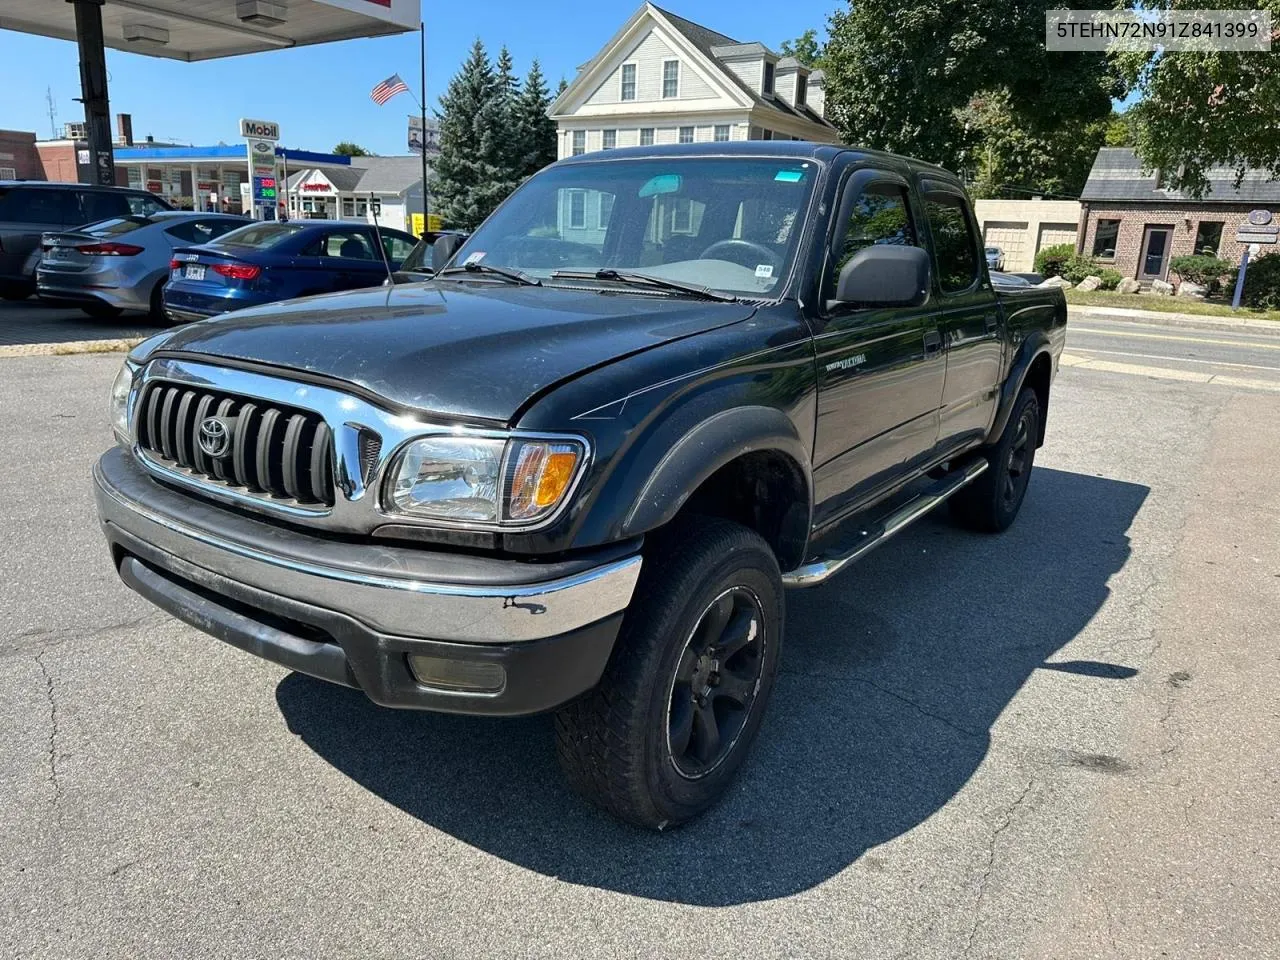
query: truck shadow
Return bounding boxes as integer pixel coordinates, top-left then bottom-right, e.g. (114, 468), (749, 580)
(275, 466), (1147, 906)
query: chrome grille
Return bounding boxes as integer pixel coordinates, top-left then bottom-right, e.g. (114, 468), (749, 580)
(136, 381), (335, 507)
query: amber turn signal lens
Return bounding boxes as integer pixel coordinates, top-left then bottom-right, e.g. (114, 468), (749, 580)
(507, 442), (583, 521)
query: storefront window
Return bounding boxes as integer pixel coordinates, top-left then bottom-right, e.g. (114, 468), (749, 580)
(342, 197), (355, 218)
(1092, 219), (1120, 259)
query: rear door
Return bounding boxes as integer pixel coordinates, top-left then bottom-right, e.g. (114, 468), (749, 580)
(317, 228), (383, 291)
(810, 168), (946, 528)
(921, 183), (1004, 452)
(0, 188), (80, 283)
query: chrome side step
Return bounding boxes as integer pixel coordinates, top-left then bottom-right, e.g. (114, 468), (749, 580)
(781, 457), (990, 588)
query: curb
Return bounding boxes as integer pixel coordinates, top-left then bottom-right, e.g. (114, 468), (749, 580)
(0, 337), (143, 359)
(1068, 304), (1280, 337)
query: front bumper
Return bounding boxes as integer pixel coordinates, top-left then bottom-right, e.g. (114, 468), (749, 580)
(94, 447), (641, 715)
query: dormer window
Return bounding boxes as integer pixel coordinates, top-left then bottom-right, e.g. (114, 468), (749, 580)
(763, 61), (775, 95)
(796, 74), (807, 106)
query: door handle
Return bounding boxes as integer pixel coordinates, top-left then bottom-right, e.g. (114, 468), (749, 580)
(923, 329), (942, 355)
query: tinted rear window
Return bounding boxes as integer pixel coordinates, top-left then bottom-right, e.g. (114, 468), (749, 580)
(83, 216), (152, 237)
(211, 222), (308, 250)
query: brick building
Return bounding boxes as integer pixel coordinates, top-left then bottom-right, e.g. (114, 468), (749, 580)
(1079, 147), (1280, 283)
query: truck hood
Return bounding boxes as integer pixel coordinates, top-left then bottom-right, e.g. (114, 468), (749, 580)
(146, 282), (758, 423)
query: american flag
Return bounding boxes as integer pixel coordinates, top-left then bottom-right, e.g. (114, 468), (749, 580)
(371, 73), (409, 105)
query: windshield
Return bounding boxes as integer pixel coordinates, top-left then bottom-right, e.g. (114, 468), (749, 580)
(212, 222), (307, 250)
(451, 157), (818, 298)
(400, 238), (432, 273)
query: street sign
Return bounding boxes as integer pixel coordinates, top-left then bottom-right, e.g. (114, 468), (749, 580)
(239, 117), (280, 141)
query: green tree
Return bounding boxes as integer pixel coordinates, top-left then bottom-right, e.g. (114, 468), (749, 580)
(1118, 2), (1280, 197)
(779, 28), (823, 66)
(515, 59), (558, 178)
(332, 141), (371, 156)
(823, 0), (1122, 179)
(434, 39), (509, 229)
(488, 45), (524, 199)
(1104, 110), (1138, 147)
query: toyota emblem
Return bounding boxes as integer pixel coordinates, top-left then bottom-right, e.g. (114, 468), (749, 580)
(198, 417), (232, 458)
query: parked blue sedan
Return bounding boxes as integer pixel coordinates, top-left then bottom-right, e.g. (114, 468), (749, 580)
(162, 219), (419, 323)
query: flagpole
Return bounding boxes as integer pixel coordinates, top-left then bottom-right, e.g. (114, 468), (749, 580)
(419, 21), (429, 233)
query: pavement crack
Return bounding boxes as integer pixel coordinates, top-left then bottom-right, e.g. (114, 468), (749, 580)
(964, 776), (1035, 956)
(35, 650), (62, 806)
(781, 668), (984, 739)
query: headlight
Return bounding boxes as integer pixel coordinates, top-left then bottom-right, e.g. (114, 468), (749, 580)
(109, 360), (139, 444)
(387, 435), (586, 526)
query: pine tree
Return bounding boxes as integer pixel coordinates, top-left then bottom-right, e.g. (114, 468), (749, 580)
(516, 59), (558, 179)
(486, 46), (524, 200)
(433, 39), (505, 229)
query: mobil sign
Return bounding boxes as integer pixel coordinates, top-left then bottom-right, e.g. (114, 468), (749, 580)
(313, 0), (419, 28)
(240, 118), (280, 141)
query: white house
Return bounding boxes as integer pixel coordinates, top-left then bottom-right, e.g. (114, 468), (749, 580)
(549, 3), (838, 159)
(283, 155), (427, 233)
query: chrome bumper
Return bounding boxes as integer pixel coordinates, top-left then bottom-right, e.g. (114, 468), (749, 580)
(94, 446), (642, 644)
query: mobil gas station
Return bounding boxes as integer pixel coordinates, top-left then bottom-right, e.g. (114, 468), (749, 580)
(0, 0), (425, 225)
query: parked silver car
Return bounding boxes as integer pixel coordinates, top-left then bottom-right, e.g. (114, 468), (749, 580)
(36, 211), (247, 319)
(984, 245), (1005, 272)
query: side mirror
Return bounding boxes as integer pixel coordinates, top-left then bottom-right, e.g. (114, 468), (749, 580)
(432, 233), (464, 272)
(830, 244), (931, 310)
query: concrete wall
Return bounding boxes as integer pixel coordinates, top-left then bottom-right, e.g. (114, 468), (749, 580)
(973, 198), (1082, 273)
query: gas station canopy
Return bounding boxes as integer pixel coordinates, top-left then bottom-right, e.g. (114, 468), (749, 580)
(0, 0), (419, 61)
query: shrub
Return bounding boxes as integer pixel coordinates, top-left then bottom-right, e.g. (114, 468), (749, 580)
(1241, 252), (1280, 310)
(1097, 268), (1123, 291)
(1170, 254), (1233, 288)
(1034, 243), (1075, 278)
(1061, 254), (1100, 284)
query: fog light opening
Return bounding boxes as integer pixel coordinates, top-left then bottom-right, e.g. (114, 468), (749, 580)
(408, 655), (506, 694)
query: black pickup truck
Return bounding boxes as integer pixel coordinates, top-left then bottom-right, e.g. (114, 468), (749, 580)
(95, 142), (1065, 828)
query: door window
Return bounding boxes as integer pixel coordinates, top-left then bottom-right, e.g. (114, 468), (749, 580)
(924, 192), (981, 293)
(127, 193), (168, 217)
(0, 188), (79, 226)
(166, 219), (240, 244)
(77, 191), (130, 226)
(380, 232), (417, 264)
(826, 182), (918, 301)
(320, 231), (376, 260)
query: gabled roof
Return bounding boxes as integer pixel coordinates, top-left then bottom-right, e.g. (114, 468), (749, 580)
(551, 2), (833, 130)
(1082, 147), (1280, 203)
(352, 155), (428, 195)
(652, 5), (833, 128)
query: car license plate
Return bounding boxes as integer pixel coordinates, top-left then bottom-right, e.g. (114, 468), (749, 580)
(184, 264), (206, 281)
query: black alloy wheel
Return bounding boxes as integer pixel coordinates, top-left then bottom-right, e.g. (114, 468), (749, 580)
(666, 586), (766, 779)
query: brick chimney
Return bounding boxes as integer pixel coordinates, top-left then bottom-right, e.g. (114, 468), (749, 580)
(116, 113), (133, 146)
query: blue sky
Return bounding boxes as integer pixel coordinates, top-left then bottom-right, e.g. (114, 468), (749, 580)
(0, 1), (838, 157)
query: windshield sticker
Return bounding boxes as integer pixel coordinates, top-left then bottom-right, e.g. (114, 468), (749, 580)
(774, 170), (804, 183)
(754, 264), (774, 279)
(464, 251), (485, 265)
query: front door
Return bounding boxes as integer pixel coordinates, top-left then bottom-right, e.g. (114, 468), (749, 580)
(811, 171), (946, 529)
(1139, 226), (1173, 280)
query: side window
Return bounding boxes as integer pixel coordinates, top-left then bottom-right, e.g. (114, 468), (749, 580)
(381, 233), (416, 264)
(827, 181), (918, 300)
(322, 231), (375, 260)
(77, 191), (129, 226)
(0, 188), (73, 225)
(924, 192), (980, 293)
(166, 220), (225, 244)
(206, 219), (244, 240)
(128, 193), (168, 217)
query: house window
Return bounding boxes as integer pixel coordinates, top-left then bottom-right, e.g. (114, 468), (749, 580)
(762, 129), (774, 141)
(571, 130), (585, 156)
(796, 74), (807, 106)
(639, 127), (654, 146)
(1194, 220), (1224, 256)
(568, 191), (586, 229)
(662, 60), (679, 98)
(763, 61), (775, 95)
(602, 129), (616, 150)
(0, 166), (16, 180)
(679, 126), (694, 144)
(713, 124), (730, 142)
(620, 63), (636, 102)
(341, 197), (355, 217)
(1092, 219), (1120, 259)
(598, 192), (614, 229)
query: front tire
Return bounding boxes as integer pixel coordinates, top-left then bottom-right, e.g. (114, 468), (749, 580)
(950, 386), (1040, 532)
(555, 518), (783, 829)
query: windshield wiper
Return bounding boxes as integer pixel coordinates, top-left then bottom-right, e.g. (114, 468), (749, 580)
(439, 261), (541, 286)
(550, 268), (738, 302)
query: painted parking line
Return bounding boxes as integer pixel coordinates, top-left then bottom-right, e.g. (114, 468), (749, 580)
(1060, 352), (1280, 392)
(1063, 346), (1280, 373)
(1070, 326), (1280, 351)
(0, 338), (143, 359)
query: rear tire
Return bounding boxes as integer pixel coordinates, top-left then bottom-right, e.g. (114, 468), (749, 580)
(81, 302), (123, 320)
(950, 386), (1040, 533)
(555, 518), (783, 829)
(149, 281), (167, 322)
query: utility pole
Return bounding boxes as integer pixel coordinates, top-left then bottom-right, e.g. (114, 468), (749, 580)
(419, 21), (430, 230)
(68, 0), (116, 186)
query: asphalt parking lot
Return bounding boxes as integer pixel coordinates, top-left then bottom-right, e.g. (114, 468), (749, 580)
(1, 306), (1277, 959)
